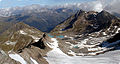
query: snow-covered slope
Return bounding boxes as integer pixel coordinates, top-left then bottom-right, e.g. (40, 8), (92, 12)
(45, 38), (120, 64)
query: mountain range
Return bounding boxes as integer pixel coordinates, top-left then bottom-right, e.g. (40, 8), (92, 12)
(0, 4), (120, 33)
(51, 10), (120, 56)
(0, 4), (78, 33)
(0, 4), (120, 64)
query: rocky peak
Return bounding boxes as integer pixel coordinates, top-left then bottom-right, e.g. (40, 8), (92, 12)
(9, 22), (31, 31)
(97, 10), (117, 22)
(51, 10), (120, 35)
(0, 22), (51, 64)
(0, 22), (45, 51)
(75, 10), (85, 17)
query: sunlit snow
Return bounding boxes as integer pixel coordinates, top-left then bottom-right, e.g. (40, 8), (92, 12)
(19, 30), (27, 35)
(30, 57), (38, 64)
(5, 41), (17, 45)
(9, 54), (27, 64)
(45, 38), (120, 64)
(116, 28), (120, 33)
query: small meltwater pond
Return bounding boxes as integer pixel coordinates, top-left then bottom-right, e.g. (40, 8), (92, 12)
(48, 34), (64, 38)
(48, 34), (54, 38)
(56, 35), (64, 38)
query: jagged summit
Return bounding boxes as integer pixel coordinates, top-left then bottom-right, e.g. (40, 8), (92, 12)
(75, 10), (85, 16)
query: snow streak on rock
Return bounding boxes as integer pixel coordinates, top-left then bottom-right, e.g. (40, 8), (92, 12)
(19, 30), (27, 35)
(5, 41), (17, 45)
(9, 54), (27, 64)
(19, 30), (40, 42)
(30, 57), (38, 64)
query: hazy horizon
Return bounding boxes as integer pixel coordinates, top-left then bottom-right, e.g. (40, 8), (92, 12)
(0, 0), (120, 13)
(0, 0), (94, 8)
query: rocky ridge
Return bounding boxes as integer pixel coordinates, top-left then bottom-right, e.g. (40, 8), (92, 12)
(51, 10), (120, 56)
(0, 22), (52, 64)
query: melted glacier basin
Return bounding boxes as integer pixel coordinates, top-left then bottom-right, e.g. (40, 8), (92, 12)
(45, 38), (120, 64)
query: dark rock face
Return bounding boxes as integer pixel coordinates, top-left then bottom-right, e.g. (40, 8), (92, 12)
(107, 33), (120, 43)
(95, 11), (116, 31)
(32, 38), (46, 49)
(99, 33), (120, 49)
(62, 10), (85, 31)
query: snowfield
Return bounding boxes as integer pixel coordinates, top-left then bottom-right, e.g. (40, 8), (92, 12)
(45, 38), (120, 64)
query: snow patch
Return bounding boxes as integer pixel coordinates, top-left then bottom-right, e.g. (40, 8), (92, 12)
(0, 49), (7, 55)
(88, 47), (103, 51)
(19, 30), (40, 42)
(69, 37), (74, 40)
(65, 42), (72, 45)
(67, 50), (76, 56)
(19, 30), (27, 35)
(81, 39), (89, 44)
(45, 38), (72, 64)
(29, 35), (40, 42)
(114, 26), (117, 29)
(116, 28), (120, 33)
(46, 38), (59, 48)
(9, 54), (27, 64)
(30, 57), (38, 64)
(5, 41), (17, 45)
(103, 32), (107, 35)
(64, 35), (67, 37)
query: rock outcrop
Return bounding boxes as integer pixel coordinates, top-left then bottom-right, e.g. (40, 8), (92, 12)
(0, 22), (51, 64)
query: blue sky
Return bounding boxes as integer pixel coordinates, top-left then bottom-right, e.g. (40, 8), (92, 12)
(0, 0), (95, 8)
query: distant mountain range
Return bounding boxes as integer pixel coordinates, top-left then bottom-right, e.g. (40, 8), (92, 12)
(0, 4), (120, 33)
(0, 4), (78, 33)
